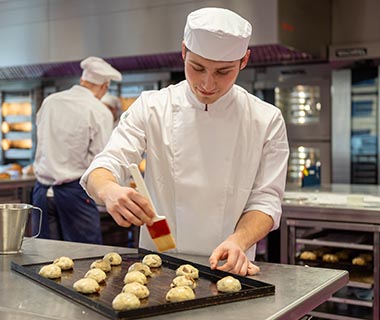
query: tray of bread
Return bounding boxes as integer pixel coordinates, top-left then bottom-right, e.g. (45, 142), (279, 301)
(296, 247), (373, 272)
(11, 248), (274, 319)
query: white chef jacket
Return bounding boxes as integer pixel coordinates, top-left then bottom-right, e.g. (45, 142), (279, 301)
(35, 85), (114, 185)
(81, 80), (289, 260)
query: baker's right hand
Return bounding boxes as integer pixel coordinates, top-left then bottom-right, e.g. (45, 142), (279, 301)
(102, 183), (155, 228)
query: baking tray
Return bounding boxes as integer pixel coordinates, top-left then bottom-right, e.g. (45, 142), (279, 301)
(11, 248), (274, 319)
(296, 257), (373, 272)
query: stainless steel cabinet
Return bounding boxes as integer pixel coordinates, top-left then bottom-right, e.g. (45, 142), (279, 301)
(332, 66), (380, 184)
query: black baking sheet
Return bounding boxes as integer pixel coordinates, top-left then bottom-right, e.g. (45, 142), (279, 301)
(296, 257), (373, 272)
(11, 248), (274, 319)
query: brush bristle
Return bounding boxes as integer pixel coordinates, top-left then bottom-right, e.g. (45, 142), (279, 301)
(147, 219), (176, 252)
(152, 234), (176, 252)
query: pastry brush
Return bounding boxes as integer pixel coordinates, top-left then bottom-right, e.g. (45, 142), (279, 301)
(128, 164), (176, 252)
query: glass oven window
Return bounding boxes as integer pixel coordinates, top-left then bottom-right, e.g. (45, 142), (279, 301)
(288, 146), (320, 186)
(275, 85), (321, 125)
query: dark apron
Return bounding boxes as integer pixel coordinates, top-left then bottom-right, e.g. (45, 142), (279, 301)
(32, 179), (102, 244)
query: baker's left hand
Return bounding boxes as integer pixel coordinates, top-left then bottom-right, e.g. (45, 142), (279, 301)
(209, 240), (260, 276)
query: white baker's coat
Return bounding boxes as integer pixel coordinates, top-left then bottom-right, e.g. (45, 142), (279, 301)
(35, 85), (114, 185)
(81, 80), (289, 260)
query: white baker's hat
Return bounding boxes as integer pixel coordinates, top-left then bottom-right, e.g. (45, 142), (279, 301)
(101, 93), (122, 110)
(184, 7), (252, 61)
(80, 56), (122, 84)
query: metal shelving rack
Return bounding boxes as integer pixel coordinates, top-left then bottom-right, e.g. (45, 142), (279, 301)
(0, 81), (41, 167)
(281, 204), (380, 320)
(1, 92), (33, 165)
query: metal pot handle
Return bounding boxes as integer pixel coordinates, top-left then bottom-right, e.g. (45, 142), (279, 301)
(30, 206), (43, 238)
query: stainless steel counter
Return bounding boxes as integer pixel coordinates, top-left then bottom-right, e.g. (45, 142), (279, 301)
(286, 183), (380, 196)
(283, 183), (380, 224)
(0, 175), (36, 189)
(0, 238), (347, 320)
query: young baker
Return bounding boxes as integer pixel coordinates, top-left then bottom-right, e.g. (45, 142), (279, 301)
(81, 7), (289, 276)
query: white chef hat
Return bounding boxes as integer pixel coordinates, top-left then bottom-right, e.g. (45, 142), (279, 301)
(184, 7), (252, 61)
(101, 93), (122, 110)
(80, 56), (122, 85)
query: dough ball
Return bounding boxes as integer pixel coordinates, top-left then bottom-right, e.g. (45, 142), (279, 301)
(90, 259), (112, 272)
(142, 254), (162, 268)
(122, 282), (150, 299)
(124, 270), (147, 285)
(128, 262), (152, 276)
(53, 256), (74, 270)
(39, 264), (62, 279)
(322, 254), (339, 263)
(73, 278), (100, 294)
(112, 293), (141, 311)
(352, 256), (366, 266)
(299, 251), (317, 261)
(216, 276), (242, 293)
(85, 268), (107, 283)
(176, 264), (199, 279)
(103, 252), (122, 266)
(165, 286), (195, 302)
(171, 275), (197, 289)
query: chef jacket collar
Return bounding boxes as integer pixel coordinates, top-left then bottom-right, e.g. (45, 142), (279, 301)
(72, 84), (93, 95)
(185, 82), (235, 112)
(72, 84), (99, 99)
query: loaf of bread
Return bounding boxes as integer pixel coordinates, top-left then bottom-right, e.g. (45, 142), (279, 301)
(10, 140), (33, 149)
(322, 254), (339, 263)
(299, 251), (317, 261)
(352, 256), (366, 266)
(0, 172), (11, 180)
(2, 102), (32, 116)
(352, 253), (373, 266)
